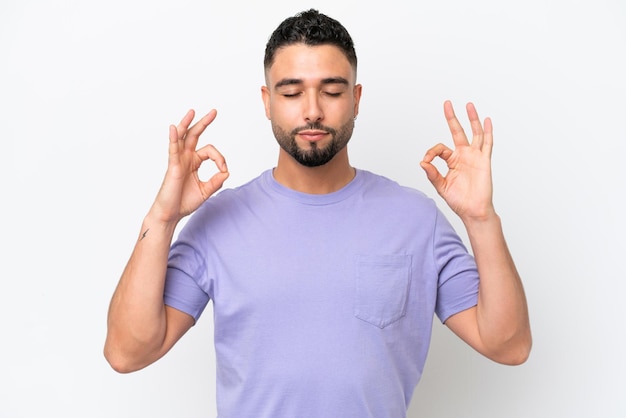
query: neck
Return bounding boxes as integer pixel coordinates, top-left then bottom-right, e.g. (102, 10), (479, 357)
(273, 148), (355, 194)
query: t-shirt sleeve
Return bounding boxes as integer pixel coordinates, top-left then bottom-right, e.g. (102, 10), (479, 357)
(432, 209), (479, 323)
(164, 265), (210, 323)
(163, 225), (212, 323)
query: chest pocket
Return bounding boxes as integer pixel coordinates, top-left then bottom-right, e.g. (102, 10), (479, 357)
(354, 255), (412, 328)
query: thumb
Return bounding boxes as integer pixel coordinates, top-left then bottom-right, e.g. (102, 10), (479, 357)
(420, 161), (445, 193)
(200, 171), (230, 199)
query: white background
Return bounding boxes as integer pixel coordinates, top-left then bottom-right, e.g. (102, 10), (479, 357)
(1, 0), (625, 417)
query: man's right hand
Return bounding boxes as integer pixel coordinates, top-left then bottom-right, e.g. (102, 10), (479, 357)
(151, 109), (229, 225)
(104, 109), (228, 373)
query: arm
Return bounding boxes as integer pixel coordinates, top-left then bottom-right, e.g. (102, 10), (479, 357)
(420, 101), (531, 365)
(104, 109), (229, 373)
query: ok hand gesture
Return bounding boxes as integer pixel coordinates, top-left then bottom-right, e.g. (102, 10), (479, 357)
(420, 101), (495, 222)
(151, 109), (229, 225)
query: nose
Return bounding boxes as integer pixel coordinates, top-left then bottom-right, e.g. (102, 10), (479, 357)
(304, 93), (324, 123)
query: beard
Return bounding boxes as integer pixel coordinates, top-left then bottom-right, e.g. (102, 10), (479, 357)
(272, 118), (355, 167)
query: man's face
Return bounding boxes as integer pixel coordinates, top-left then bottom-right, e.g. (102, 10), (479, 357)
(262, 44), (362, 167)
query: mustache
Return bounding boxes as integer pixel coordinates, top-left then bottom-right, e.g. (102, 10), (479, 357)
(291, 122), (337, 136)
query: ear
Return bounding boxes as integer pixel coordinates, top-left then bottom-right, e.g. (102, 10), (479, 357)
(261, 86), (271, 120)
(353, 84), (362, 119)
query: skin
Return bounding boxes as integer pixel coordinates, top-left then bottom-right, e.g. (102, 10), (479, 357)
(104, 110), (228, 372)
(262, 44), (362, 194)
(422, 101), (531, 364)
(104, 42), (531, 373)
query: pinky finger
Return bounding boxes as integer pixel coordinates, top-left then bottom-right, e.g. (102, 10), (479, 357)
(483, 117), (494, 158)
(168, 124), (180, 155)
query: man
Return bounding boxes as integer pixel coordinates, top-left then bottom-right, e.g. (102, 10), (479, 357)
(104, 9), (531, 417)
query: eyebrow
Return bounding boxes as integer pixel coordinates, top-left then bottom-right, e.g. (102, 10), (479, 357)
(274, 77), (350, 89)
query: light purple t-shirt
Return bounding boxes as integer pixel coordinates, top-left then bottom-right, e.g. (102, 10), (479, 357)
(165, 169), (478, 417)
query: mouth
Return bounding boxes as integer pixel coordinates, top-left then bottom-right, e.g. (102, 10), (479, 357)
(296, 130), (329, 142)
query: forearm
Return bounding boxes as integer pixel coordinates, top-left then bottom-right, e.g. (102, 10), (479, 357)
(104, 214), (178, 372)
(463, 213), (532, 362)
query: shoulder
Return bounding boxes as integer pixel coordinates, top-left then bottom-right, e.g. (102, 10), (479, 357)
(202, 170), (269, 208)
(357, 170), (436, 210)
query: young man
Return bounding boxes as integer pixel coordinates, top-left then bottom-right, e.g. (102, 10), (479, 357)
(104, 9), (531, 417)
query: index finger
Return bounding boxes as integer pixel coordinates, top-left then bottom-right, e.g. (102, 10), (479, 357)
(196, 143), (228, 173)
(444, 100), (470, 147)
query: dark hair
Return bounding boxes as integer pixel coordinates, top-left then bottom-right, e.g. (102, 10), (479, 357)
(264, 9), (357, 71)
